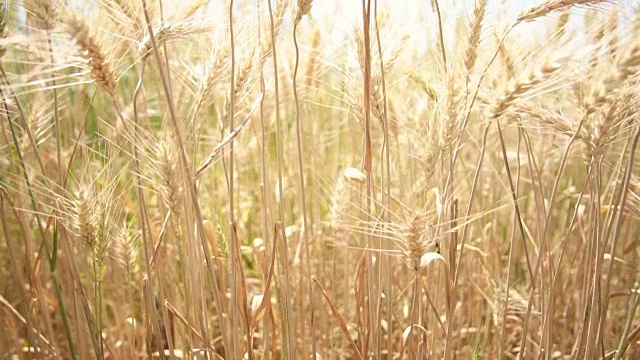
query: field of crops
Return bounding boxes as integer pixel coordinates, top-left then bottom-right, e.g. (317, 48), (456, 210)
(1, 0), (640, 358)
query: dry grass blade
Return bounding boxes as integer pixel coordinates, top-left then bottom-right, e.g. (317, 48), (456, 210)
(0, 294), (57, 356)
(312, 276), (365, 360)
(164, 300), (206, 343)
(250, 226), (278, 331)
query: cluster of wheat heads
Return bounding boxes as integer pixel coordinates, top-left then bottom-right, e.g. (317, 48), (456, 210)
(1, 0), (640, 358)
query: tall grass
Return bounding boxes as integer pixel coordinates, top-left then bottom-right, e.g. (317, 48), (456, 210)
(1, 0), (640, 358)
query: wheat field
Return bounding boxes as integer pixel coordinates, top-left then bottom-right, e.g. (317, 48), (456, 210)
(1, 0), (640, 359)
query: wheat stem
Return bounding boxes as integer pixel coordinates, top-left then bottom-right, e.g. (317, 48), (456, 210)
(267, 0), (294, 357)
(292, 5), (317, 357)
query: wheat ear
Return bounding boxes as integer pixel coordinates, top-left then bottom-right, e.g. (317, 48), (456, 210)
(584, 39), (640, 117)
(26, 0), (56, 30)
(489, 55), (567, 120)
(465, 0), (488, 73)
(295, 0), (313, 23)
(517, 0), (609, 23)
(63, 12), (117, 94)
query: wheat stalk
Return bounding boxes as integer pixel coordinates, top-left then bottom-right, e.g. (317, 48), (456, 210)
(260, 0), (288, 64)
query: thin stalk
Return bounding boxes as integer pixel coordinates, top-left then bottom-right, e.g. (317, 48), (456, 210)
(92, 259), (104, 358)
(573, 163), (597, 358)
(495, 119), (539, 360)
(453, 122), (491, 287)
(598, 122), (640, 350)
(517, 147), (591, 360)
(256, 8), (272, 359)
(228, 1), (240, 358)
(172, 215), (193, 351)
(128, 63), (166, 360)
(1, 188), (59, 354)
(45, 34), (70, 354)
(449, 27), (514, 292)
(406, 276), (421, 358)
(539, 120), (586, 355)
(442, 24), (519, 230)
(498, 128), (523, 360)
(561, 182), (590, 359)
(47, 37), (63, 185)
(0, 190), (38, 353)
(258, 69), (272, 360)
(56, 223), (104, 359)
(361, 0), (377, 356)
(496, 120), (534, 280)
(518, 125), (550, 353)
(140, 0), (229, 354)
(584, 155), (604, 359)
(267, 0), (294, 357)
(373, 0), (392, 356)
(433, 0), (447, 68)
(292, 16), (317, 359)
(615, 289), (639, 359)
(0, 70), (77, 360)
(0, 67), (46, 175)
(157, 0), (175, 109)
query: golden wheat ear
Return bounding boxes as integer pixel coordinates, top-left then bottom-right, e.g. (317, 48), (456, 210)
(402, 212), (437, 272)
(62, 12), (117, 95)
(25, 0), (57, 31)
(153, 136), (184, 217)
(517, 0), (609, 23)
(464, 0), (488, 74)
(584, 39), (640, 117)
(489, 55), (568, 120)
(295, 0), (313, 23)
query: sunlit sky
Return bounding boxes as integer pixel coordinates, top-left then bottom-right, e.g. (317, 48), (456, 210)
(52, 0), (639, 54)
(58, 1), (640, 30)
